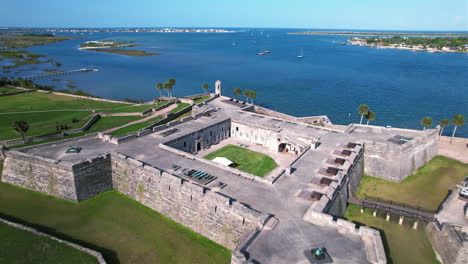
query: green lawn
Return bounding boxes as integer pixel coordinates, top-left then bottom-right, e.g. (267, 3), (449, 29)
(1, 110), (93, 140)
(345, 204), (439, 264)
(193, 95), (211, 104)
(99, 101), (168, 114)
(170, 103), (191, 114)
(0, 86), (21, 94)
(0, 183), (231, 264)
(0, 221), (99, 264)
(204, 144), (277, 177)
(87, 116), (144, 133)
(356, 156), (468, 210)
(0, 92), (132, 140)
(109, 116), (163, 136)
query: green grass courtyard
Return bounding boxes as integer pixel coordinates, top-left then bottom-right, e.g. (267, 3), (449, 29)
(0, 183), (231, 264)
(203, 144), (277, 177)
(355, 156), (468, 210)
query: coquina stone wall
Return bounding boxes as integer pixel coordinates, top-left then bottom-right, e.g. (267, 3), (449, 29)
(426, 223), (468, 264)
(363, 129), (438, 182)
(72, 154), (113, 202)
(2, 151), (114, 202)
(165, 119), (231, 154)
(2, 151), (77, 201)
(111, 153), (267, 250)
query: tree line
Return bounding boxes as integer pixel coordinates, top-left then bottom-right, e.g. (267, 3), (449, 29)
(358, 104), (465, 143)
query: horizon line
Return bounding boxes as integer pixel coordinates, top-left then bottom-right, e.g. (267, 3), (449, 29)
(1, 26), (467, 33)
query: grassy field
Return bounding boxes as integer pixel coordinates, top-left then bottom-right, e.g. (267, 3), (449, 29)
(345, 204), (439, 264)
(99, 101), (168, 114)
(84, 48), (159, 56)
(109, 116), (163, 136)
(356, 156), (468, 210)
(88, 116), (145, 133)
(193, 95), (211, 104)
(0, 221), (99, 264)
(170, 103), (191, 114)
(0, 183), (231, 264)
(204, 144), (277, 177)
(0, 91), (133, 140)
(0, 86), (21, 94)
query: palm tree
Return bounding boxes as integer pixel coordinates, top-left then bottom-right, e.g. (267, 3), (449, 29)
(156, 82), (163, 97)
(163, 82), (172, 97)
(450, 114), (465, 143)
(365, 110), (375, 125)
(168, 78), (176, 97)
(250, 90), (256, 105)
(233, 88), (242, 100)
(243, 89), (251, 103)
(357, 104), (369, 125)
(421, 117), (433, 130)
(439, 118), (450, 137)
(202, 83), (209, 94)
(12, 120), (29, 144)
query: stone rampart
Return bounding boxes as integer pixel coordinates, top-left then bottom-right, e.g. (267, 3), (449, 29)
(2, 150), (77, 201)
(362, 128), (438, 182)
(111, 153), (267, 250)
(426, 223), (467, 264)
(303, 205), (386, 264)
(72, 153), (113, 202)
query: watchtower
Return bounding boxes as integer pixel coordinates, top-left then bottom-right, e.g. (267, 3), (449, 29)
(215, 80), (222, 96)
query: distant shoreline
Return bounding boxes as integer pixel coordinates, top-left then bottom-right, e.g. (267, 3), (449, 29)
(289, 31), (468, 37)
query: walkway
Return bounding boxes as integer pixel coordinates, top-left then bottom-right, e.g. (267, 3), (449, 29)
(348, 196), (435, 221)
(104, 104), (177, 133)
(438, 136), (468, 164)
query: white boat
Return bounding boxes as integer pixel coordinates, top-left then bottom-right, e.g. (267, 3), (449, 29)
(297, 48), (304, 58)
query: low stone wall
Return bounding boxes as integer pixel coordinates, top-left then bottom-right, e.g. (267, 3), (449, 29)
(303, 207), (386, 264)
(426, 223), (467, 264)
(0, 218), (106, 264)
(111, 153), (267, 250)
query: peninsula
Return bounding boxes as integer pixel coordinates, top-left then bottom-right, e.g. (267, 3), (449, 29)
(288, 31), (468, 37)
(348, 36), (468, 53)
(79, 40), (159, 56)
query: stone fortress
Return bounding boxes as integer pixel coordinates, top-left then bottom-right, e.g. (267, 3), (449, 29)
(2, 80), (459, 264)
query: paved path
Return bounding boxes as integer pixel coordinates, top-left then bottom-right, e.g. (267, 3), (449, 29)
(104, 104), (177, 133)
(438, 136), (468, 164)
(348, 196), (435, 221)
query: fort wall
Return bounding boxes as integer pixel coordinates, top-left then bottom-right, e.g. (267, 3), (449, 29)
(111, 153), (267, 250)
(165, 119), (231, 154)
(426, 223), (467, 264)
(2, 151), (78, 201)
(72, 153), (113, 202)
(363, 129), (438, 182)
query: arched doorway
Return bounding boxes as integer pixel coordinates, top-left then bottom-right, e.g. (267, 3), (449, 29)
(278, 143), (288, 152)
(197, 142), (201, 151)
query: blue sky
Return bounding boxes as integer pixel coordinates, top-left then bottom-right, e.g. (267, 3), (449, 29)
(1, 0), (467, 31)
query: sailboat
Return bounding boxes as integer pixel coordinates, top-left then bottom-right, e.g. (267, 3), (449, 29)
(297, 48), (304, 58)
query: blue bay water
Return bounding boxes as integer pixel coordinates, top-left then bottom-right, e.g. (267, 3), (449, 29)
(4, 29), (468, 137)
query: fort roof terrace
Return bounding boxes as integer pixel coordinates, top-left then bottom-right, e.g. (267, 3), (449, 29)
(9, 98), (390, 263)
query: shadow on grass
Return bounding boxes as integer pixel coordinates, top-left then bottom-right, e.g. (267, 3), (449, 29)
(0, 213), (120, 264)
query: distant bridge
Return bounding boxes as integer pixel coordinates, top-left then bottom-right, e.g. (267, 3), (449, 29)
(22, 68), (100, 80)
